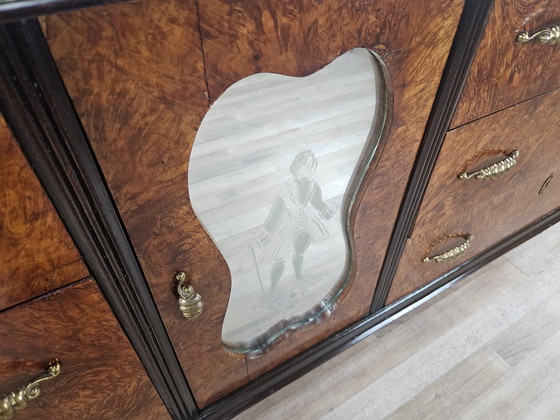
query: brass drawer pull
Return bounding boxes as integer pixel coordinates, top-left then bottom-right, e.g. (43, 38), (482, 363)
(0, 360), (61, 420)
(176, 271), (203, 321)
(422, 234), (473, 263)
(517, 24), (560, 45)
(459, 150), (519, 180)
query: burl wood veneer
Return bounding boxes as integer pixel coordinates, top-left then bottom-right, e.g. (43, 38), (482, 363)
(44, 0), (464, 406)
(0, 279), (169, 419)
(388, 88), (560, 304)
(451, 0), (560, 128)
(0, 115), (88, 311)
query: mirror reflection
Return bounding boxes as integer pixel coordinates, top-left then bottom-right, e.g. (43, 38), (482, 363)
(188, 48), (389, 353)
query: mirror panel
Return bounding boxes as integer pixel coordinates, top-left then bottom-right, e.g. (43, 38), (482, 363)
(188, 48), (390, 353)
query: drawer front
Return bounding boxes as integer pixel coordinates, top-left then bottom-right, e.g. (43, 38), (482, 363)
(388, 88), (560, 304)
(0, 279), (169, 419)
(452, 0), (560, 128)
(44, 0), (464, 406)
(0, 115), (89, 311)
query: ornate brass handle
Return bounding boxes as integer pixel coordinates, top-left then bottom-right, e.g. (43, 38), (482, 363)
(176, 271), (203, 320)
(422, 234), (473, 263)
(0, 360), (61, 420)
(459, 150), (519, 180)
(516, 24), (560, 45)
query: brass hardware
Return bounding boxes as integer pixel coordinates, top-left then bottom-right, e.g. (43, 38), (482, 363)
(422, 234), (473, 263)
(517, 24), (560, 45)
(176, 271), (203, 320)
(0, 360), (61, 420)
(459, 150), (519, 180)
(539, 173), (554, 195)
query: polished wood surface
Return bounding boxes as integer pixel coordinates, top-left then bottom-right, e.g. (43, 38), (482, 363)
(0, 279), (169, 419)
(237, 220), (560, 419)
(0, 116), (88, 312)
(44, 0), (464, 406)
(43, 1), (248, 407)
(388, 88), (560, 304)
(452, 0), (560, 128)
(0, 0), (130, 24)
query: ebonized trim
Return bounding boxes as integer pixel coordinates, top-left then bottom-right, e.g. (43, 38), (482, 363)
(0, 20), (198, 420)
(370, 0), (495, 311)
(202, 208), (560, 419)
(0, 0), (129, 24)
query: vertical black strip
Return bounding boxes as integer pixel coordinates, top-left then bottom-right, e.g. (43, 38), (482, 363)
(370, 0), (495, 311)
(0, 20), (197, 419)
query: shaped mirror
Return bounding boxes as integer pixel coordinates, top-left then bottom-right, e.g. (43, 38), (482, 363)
(188, 48), (390, 353)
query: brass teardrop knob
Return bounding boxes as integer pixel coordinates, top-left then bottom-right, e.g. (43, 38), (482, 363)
(176, 271), (204, 321)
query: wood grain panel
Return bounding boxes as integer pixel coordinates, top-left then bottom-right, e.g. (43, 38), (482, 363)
(198, 0), (392, 101)
(451, 0), (560, 128)
(0, 279), (169, 419)
(0, 0), (130, 24)
(388, 88), (560, 304)
(43, 1), (248, 408)
(0, 116), (88, 311)
(44, 0), (464, 406)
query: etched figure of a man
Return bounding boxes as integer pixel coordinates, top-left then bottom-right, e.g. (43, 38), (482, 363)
(255, 150), (338, 294)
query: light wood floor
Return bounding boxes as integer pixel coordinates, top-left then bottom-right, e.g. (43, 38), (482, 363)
(236, 220), (560, 419)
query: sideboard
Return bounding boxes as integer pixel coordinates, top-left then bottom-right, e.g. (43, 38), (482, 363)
(0, 0), (558, 418)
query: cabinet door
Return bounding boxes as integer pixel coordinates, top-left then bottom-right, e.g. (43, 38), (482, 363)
(0, 114), (88, 311)
(452, 0), (560, 128)
(44, 0), (464, 407)
(388, 89), (560, 304)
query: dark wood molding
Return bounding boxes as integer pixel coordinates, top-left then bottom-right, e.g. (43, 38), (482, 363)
(370, 0), (495, 311)
(0, 20), (197, 420)
(201, 208), (560, 419)
(0, 0), (130, 24)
